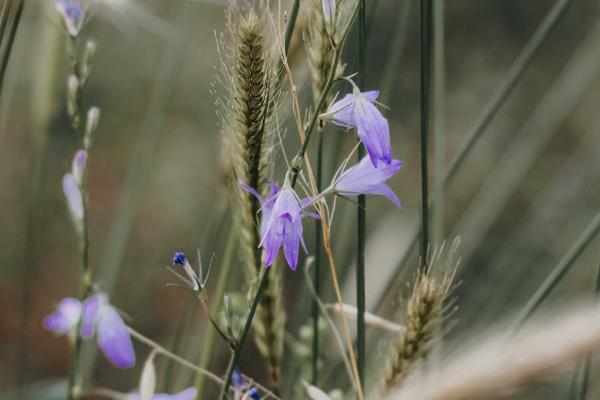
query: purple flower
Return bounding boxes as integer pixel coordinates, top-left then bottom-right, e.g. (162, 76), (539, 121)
(72, 149), (87, 185)
(43, 297), (81, 334)
(321, 86), (392, 167)
(247, 388), (260, 400)
(332, 155), (402, 209)
(128, 387), (197, 400)
(239, 181), (317, 270)
(80, 293), (136, 369)
(56, 0), (85, 37)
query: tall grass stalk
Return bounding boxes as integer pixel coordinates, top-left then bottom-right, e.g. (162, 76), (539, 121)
(356, 0), (367, 391)
(0, 0), (24, 96)
(419, 0), (432, 261)
(377, 0), (578, 308)
(432, 0), (445, 245)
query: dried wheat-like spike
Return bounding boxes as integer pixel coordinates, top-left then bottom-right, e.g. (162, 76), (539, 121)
(216, 3), (284, 388)
(307, 0), (337, 104)
(383, 241), (458, 392)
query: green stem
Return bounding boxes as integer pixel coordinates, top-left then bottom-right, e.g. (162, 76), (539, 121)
(195, 227), (237, 395)
(219, 268), (271, 400)
(511, 210), (600, 331)
(312, 131), (324, 385)
(0, 0), (24, 95)
(419, 0), (432, 261)
(432, 0), (445, 245)
(356, 0), (366, 392)
(290, 1), (361, 187)
(284, 0), (300, 54)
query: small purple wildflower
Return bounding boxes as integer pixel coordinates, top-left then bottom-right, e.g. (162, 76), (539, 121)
(332, 155), (403, 209)
(56, 0), (85, 37)
(232, 367), (249, 390)
(128, 387), (197, 400)
(239, 180), (318, 270)
(321, 85), (392, 167)
(80, 293), (136, 369)
(43, 297), (81, 334)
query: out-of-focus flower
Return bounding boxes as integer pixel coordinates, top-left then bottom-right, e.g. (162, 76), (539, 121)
(63, 173), (84, 221)
(81, 293), (136, 368)
(240, 180), (318, 270)
(72, 149), (87, 185)
(331, 155), (402, 209)
(245, 387), (260, 400)
(320, 86), (392, 167)
(56, 0), (86, 37)
(128, 387), (197, 400)
(43, 297), (81, 334)
(322, 0), (336, 35)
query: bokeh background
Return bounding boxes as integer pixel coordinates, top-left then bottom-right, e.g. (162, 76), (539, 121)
(1, 0), (600, 398)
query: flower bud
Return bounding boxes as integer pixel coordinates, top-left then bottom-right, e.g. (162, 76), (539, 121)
(56, 0), (85, 37)
(71, 150), (87, 186)
(84, 107), (100, 148)
(81, 40), (97, 83)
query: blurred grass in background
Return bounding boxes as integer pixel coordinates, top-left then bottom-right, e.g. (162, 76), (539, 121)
(1, 0), (599, 398)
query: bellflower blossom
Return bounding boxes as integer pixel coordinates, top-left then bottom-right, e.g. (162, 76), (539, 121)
(43, 297), (81, 334)
(232, 368), (260, 400)
(171, 252), (201, 291)
(239, 180), (317, 271)
(80, 293), (136, 368)
(320, 85), (392, 167)
(331, 155), (403, 209)
(128, 387), (197, 400)
(56, 0), (86, 37)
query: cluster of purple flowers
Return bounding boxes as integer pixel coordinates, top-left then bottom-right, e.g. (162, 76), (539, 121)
(44, 293), (136, 369)
(241, 82), (403, 270)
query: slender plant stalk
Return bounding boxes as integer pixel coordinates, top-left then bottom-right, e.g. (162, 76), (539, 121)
(219, 268), (271, 400)
(195, 225), (236, 395)
(356, 0), (367, 392)
(419, 0), (432, 261)
(284, 0), (300, 53)
(0, 0), (24, 96)
(312, 131), (324, 385)
(432, 0), (445, 244)
(511, 210), (600, 330)
(378, 0), (574, 305)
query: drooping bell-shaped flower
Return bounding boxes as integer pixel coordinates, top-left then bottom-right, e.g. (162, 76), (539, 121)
(128, 387), (197, 400)
(239, 180), (318, 270)
(171, 252), (201, 291)
(56, 0), (85, 37)
(43, 297), (81, 334)
(321, 85), (392, 167)
(81, 293), (136, 369)
(331, 155), (402, 209)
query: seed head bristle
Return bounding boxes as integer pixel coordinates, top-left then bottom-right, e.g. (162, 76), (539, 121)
(382, 241), (458, 392)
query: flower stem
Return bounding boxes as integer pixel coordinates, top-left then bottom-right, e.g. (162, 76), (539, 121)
(419, 0), (432, 262)
(356, 0), (367, 393)
(312, 130), (324, 385)
(284, 0), (300, 54)
(219, 268), (271, 400)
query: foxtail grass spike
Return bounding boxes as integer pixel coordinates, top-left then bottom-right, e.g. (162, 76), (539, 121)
(220, 5), (284, 388)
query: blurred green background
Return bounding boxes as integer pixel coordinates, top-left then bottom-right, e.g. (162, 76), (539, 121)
(1, 0), (600, 398)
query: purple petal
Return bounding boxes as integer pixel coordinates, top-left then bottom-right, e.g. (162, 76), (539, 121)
(238, 182), (264, 205)
(335, 157), (402, 194)
(362, 90), (380, 103)
(81, 294), (101, 339)
(282, 219), (302, 270)
(97, 305), (136, 368)
(63, 173), (83, 220)
(43, 297), (81, 334)
(325, 93), (355, 128)
(168, 388), (198, 400)
(367, 184), (402, 209)
(262, 218), (283, 267)
(272, 188), (301, 222)
(354, 98), (392, 166)
(72, 150), (87, 185)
